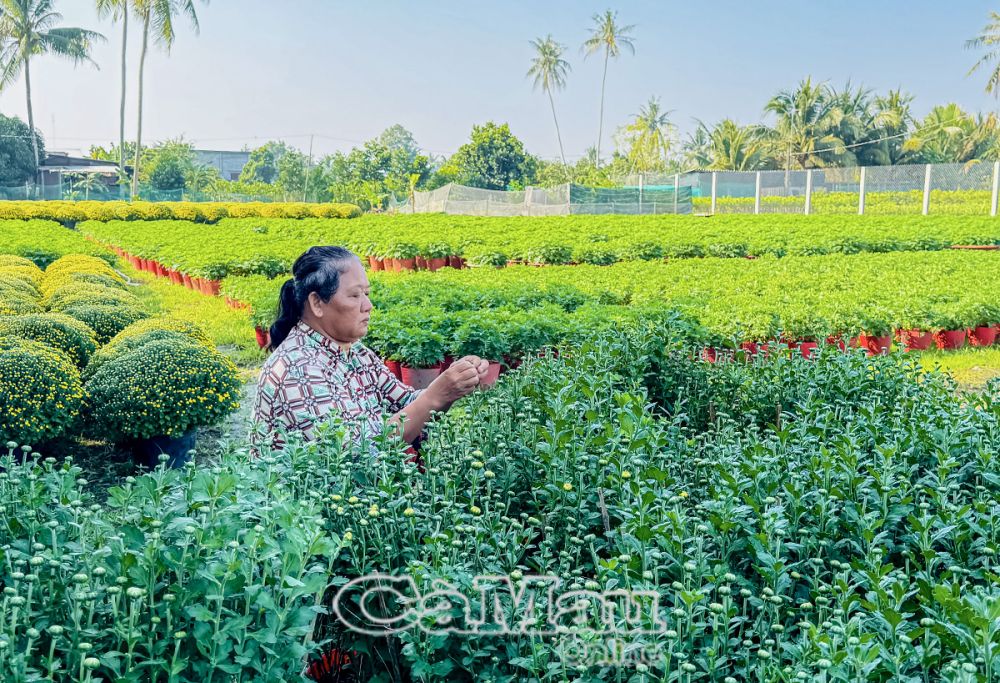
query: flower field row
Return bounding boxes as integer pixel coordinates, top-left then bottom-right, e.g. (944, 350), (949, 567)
(0, 200), (360, 225)
(219, 251), (1000, 363)
(77, 213), (1000, 278)
(0, 253), (240, 449)
(0, 220), (112, 268)
(693, 188), (996, 215)
(1, 330), (998, 680)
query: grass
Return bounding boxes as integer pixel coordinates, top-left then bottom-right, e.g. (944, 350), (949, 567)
(918, 347), (1000, 391)
(118, 262), (264, 373)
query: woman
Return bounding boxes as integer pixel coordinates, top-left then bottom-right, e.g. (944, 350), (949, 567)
(250, 246), (488, 453)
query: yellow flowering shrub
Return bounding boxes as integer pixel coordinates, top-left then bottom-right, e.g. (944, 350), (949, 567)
(38, 272), (127, 300)
(59, 304), (148, 345)
(0, 255), (37, 269)
(106, 316), (213, 349)
(0, 313), (98, 368)
(0, 337), (83, 445)
(0, 200), (360, 224)
(83, 333), (241, 441)
(46, 284), (141, 312)
(43, 254), (122, 282)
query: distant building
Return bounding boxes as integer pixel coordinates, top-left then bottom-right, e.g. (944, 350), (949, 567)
(39, 152), (121, 190)
(194, 150), (250, 181)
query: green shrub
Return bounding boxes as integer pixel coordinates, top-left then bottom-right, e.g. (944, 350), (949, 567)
(43, 254), (121, 281)
(0, 254), (37, 268)
(39, 271), (126, 299)
(61, 304), (148, 344)
(84, 334), (241, 441)
(0, 337), (83, 444)
(0, 313), (98, 367)
(0, 296), (43, 316)
(46, 284), (141, 311)
(0, 274), (40, 300)
(84, 328), (212, 381)
(108, 316), (214, 350)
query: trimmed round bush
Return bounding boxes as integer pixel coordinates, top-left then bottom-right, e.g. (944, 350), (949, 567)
(39, 271), (126, 299)
(107, 316), (213, 350)
(0, 264), (43, 289)
(0, 255), (37, 269)
(84, 334), (241, 441)
(0, 274), (41, 300)
(46, 284), (141, 311)
(0, 337), (83, 445)
(44, 254), (121, 281)
(0, 313), (98, 367)
(0, 296), (43, 316)
(61, 304), (148, 344)
(84, 328), (209, 381)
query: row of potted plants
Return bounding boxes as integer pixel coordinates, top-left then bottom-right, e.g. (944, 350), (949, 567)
(105, 243), (226, 296)
(78, 213), (1000, 281)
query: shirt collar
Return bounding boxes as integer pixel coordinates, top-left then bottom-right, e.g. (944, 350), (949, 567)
(295, 321), (361, 359)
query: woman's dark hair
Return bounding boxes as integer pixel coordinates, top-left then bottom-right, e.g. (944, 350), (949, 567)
(269, 246), (357, 350)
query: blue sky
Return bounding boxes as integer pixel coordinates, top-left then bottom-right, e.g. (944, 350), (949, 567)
(3, 0), (998, 160)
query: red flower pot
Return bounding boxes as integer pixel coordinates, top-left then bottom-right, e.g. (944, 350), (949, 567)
(368, 256), (384, 271)
(400, 363), (443, 389)
(969, 326), (997, 347)
(701, 347), (718, 363)
(254, 326), (270, 349)
(384, 359), (402, 379)
(207, 279), (221, 296)
(388, 258), (401, 273)
(168, 270), (183, 285)
(858, 334), (892, 356)
(897, 329), (933, 352)
(441, 355), (454, 371)
(414, 255), (427, 270)
(181, 273), (193, 289)
(934, 329), (967, 350)
(479, 360), (502, 387)
(448, 255), (466, 269)
(824, 336), (847, 352)
(427, 257), (448, 272)
(739, 341), (759, 358)
(397, 258), (416, 272)
(995, 324), (1000, 345)
(798, 341), (819, 359)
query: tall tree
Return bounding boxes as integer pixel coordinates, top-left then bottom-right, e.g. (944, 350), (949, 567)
(966, 10), (1000, 96)
(689, 119), (773, 171)
(96, 0), (130, 175)
(619, 96), (675, 173)
(765, 78), (844, 172)
(527, 34), (570, 167)
(131, 0), (205, 199)
(0, 0), (103, 170)
(582, 9), (635, 167)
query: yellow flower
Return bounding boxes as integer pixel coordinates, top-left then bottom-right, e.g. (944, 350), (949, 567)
(562, 482), (573, 492)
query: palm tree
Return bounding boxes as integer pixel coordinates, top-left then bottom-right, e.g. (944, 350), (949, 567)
(527, 34), (570, 167)
(622, 96), (674, 173)
(131, 0), (204, 199)
(966, 11), (1000, 96)
(0, 0), (103, 169)
(96, 0), (130, 176)
(583, 9), (635, 167)
(866, 89), (914, 165)
(765, 78), (845, 192)
(692, 119), (773, 171)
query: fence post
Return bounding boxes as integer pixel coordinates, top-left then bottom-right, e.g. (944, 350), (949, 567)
(858, 167), (866, 215)
(754, 171), (762, 214)
(673, 173), (679, 214)
(804, 169), (813, 215)
(993, 162), (1000, 217)
(710, 172), (718, 215)
(922, 164), (932, 216)
(638, 173), (643, 214)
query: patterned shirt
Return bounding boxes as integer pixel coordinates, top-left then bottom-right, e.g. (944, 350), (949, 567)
(250, 321), (422, 451)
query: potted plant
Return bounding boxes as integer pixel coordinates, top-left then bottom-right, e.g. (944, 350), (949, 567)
(389, 242), (419, 272)
(854, 311), (894, 355)
(965, 303), (999, 347)
(450, 317), (510, 387)
(425, 242), (452, 271)
(895, 309), (934, 351)
(83, 331), (241, 468)
(397, 328), (446, 389)
(929, 309), (967, 350)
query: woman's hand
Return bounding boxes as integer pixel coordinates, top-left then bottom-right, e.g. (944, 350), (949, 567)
(425, 357), (482, 410)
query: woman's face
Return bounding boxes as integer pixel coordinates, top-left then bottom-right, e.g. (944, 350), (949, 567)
(305, 258), (372, 345)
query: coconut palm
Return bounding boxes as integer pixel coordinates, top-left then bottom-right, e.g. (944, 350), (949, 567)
(621, 96), (674, 173)
(866, 88), (914, 165)
(0, 0), (104, 169)
(96, 0), (131, 175)
(583, 9), (635, 167)
(765, 78), (844, 174)
(903, 103), (998, 164)
(966, 11), (1000, 96)
(691, 119), (773, 171)
(131, 0), (204, 199)
(527, 34), (570, 167)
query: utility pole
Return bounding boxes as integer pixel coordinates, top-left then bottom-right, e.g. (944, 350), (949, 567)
(302, 134), (315, 203)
